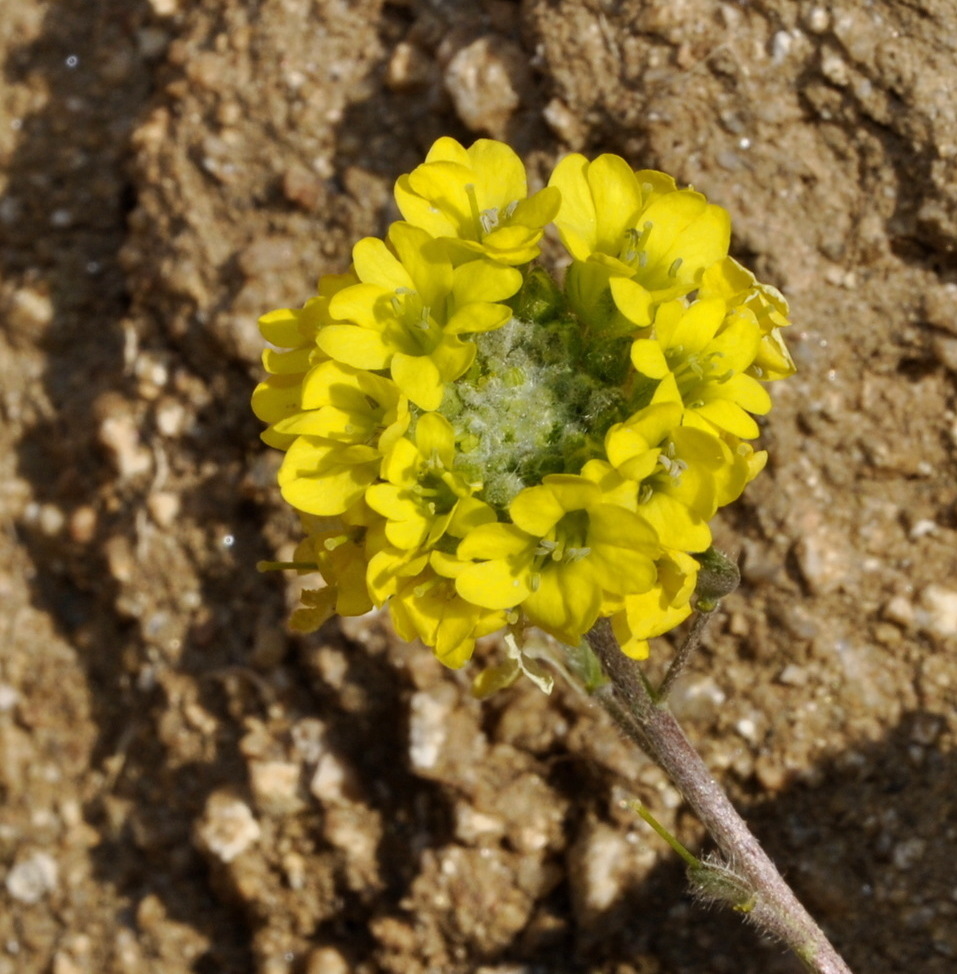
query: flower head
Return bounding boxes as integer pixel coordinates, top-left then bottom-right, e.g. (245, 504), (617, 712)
(396, 137), (561, 266)
(549, 154), (730, 330)
(254, 138), (794, 673)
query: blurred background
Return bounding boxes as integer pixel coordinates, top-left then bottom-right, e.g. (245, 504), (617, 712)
(1, 1), (956, 971)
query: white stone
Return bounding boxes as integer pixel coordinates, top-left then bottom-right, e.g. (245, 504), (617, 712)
(194, 792), (260, 863)
(309, 752), (358, 804)
(248, 761), (302, 813)
(918, 585), (957, 637)
(408, 685), (455, 772)
(5, 851), (58, 903)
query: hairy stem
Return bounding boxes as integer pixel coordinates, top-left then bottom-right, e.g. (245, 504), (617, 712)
(586, 618), (853, 974)
(655, 606), (713, 701)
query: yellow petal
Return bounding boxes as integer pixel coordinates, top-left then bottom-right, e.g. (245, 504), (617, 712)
(391, 352), (445, 410)
(317, 325), (392, 369)
(549, 153), (597, 259)
(587, 154), (644, 254)
(352, 235), (413, 291)
(455, 559), (531, 610)
(630, 338), (670, 378)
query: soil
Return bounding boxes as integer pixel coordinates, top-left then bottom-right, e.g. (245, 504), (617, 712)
(1, 1), (956, 972)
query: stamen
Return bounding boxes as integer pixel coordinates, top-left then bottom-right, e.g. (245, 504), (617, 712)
(465, 183), (482, 235)
(529, 572), (542, 592)
(638, 483), (655, 504)
(668, 257), (683, 278)
(534, 539), (559, 558)
(480, 207), (500, 234)
(565, 546), (591, 562)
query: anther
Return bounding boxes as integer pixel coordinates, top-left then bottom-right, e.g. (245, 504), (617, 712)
(565, 546), (591, 562)
(480, 208), (500, 234)
(668, 257), (683, 278)
(534, 539), (559, 558)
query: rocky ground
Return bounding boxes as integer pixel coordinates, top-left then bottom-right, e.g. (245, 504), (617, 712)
(1, 1), (956, 972)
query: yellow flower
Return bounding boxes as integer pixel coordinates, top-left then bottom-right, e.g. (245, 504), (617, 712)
(700, 256), (796, 381)
(581, 410), (720, 554)
(455, 474), (659, 644)
(286, 511), (376, 632)
(550, 154), (730, 328)
(395, 137), (561, 265)
(273, 363), (409, 517)
(318, 222), (522, 409)
(630, 298), (771, 439)
(365, 412), (489, 551)
(389, 566), (508, 669)
(254, 137), (796, 674)
(252, 272), (356, 449)
(611, 550), (700, 659)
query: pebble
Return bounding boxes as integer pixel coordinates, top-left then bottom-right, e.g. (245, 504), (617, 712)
(309, 750), (360, 805)
(408, 684), (456, 772)
(805, 6), (830, 33)
(922, 282), (957, 337)
(5, 286), (53, 343)
(247, 760), (303, 814)
(454, 803), (506, 845)
(443, 37), (527, 137)
(542, 97), (583, 146)
(917, 585), (957, 637)
(291, 718), (328, 763)
(238, 237), (298, 277)
(908, 518), (938, 540)
(567, 818), (653, 923)
(147, 491), (180, 528)
(794, 529), (850, 595)
(104, 535), (136, 585)
(668, 674), (726, 724)
(137, 27), (171, 60)
(194, 791), (261, 863)
(385, 41), (435, 92)
(68, 505), (97, 544)
(154, 398), (187, 437)
(754, 754), (788, 792)
(282, 165), (326, 212)
(892, 837), (926, 871)
(24, 502), (65, 536)
(303, 946), (350, 974)
(778, 664), (809, 687)
(0, 685), (20, 712)
(249, 622), (286, 670)
(931, 334), (957, 373)
(820, 51), (850, 87)
(5, 850), (58, 903)
(98, 413), (152, 480)
(883, 594), (915, 628)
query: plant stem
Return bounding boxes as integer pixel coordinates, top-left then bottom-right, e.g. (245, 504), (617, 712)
(655, 606), (712, 702)
(586, 618), (854, 974)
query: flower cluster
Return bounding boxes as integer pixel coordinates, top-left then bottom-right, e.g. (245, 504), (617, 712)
(253, 138), (794, 668)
